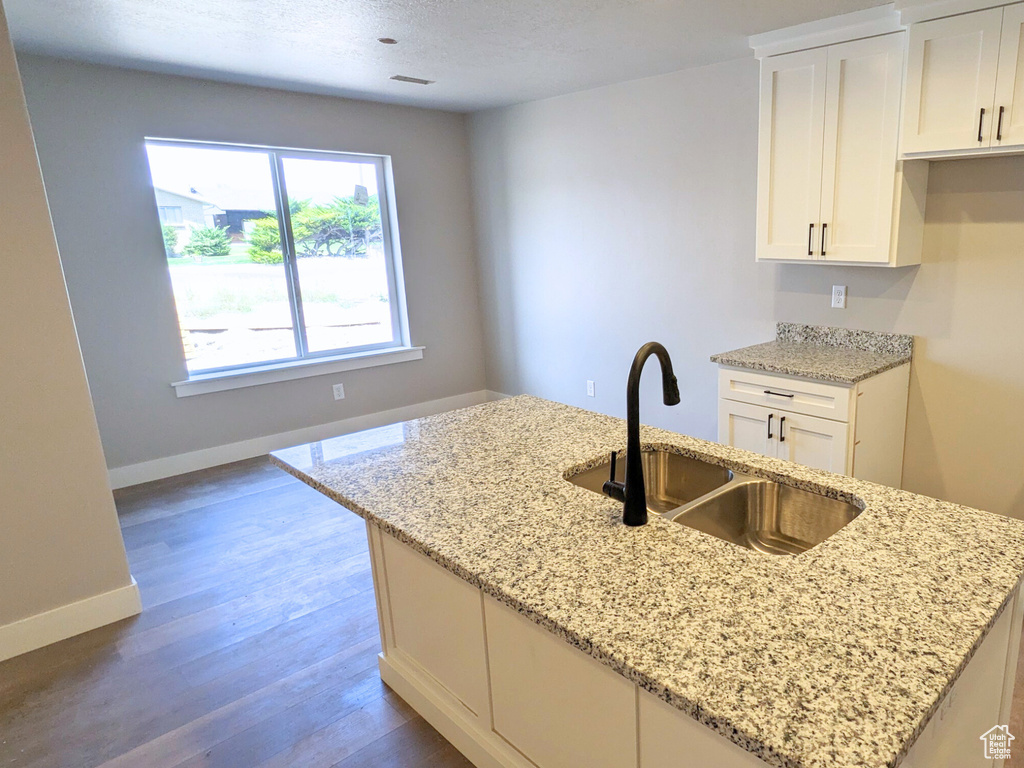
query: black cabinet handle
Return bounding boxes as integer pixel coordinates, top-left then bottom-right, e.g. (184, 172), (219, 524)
(767, 413), (774, 439)
(779, 416), (786, 442)
(998, 105), (1005, 141)
(763, 389), (794, 398)
(821, 222), (827, 257)
(978, 107), (986, 142)
(807, 223), (814, 256)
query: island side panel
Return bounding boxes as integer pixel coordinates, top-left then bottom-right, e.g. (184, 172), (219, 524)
(484, 595), (638, 768)
(373, 526), (490, 719)
(901, 585), (1021, 768)
(639, 689), (771, 768)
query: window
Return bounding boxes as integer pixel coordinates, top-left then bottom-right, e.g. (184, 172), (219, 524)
(144, 139), (407, 376)
(158, 206), (184, 225)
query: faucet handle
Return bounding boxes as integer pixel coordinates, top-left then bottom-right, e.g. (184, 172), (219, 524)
(603, 450), (626, 502)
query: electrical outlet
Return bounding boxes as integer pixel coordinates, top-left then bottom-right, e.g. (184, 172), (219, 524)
(831, 285), (847, 309)
(332, 383), (345, 400)
(586, 380), (595, 398)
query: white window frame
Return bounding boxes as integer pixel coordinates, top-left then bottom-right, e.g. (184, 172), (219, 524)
(146, 138), (417, 396)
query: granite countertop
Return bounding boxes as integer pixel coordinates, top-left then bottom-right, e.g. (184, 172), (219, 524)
(711, 323), (914, 384)
(271, 396), (1024, 768)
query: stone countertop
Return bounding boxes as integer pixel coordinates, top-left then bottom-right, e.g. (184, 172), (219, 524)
(711, 323), (914, 384)
(271, 396), (1024, 768)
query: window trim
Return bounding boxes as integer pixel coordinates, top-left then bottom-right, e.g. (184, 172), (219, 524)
(170, 345), (425, 398)
(146, 137), (412, 380)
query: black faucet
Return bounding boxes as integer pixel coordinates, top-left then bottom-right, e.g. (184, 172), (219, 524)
(602, 342), (680, 526)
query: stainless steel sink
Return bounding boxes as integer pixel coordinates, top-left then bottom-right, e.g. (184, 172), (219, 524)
(668, 480), (861, 555)
(566, 450), (733, 515)
(566, 449), (861, 555)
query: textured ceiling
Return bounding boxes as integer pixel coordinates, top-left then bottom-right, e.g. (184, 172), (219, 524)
(5, 0), (889, 112)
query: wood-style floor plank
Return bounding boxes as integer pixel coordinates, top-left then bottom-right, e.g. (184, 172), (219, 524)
(0, 457), (473, 768)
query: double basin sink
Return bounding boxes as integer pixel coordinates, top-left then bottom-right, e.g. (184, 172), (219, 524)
(567, 450), (861, 555)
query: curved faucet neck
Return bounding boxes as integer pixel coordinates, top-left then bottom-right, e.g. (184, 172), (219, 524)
(623, 342), (680, 526)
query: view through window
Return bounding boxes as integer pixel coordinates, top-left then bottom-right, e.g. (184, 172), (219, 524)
(145, 140), (402, 374)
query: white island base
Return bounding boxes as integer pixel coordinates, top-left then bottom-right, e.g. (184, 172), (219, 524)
(365, 521), (1023, 768)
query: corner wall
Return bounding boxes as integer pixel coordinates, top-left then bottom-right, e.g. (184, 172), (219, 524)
(16, 55), (487, 473)
(0, 3), (138, 658)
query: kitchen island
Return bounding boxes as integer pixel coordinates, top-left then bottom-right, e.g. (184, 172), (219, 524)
(272, 395), (1024, 768)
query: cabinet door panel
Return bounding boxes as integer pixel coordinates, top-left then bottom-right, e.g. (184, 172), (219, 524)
(994, 4), (1024, 147)
(381, 534), (489, 718)
(718, 400), (773, 458)
(485, 597), (637, 768)
(902, 9), (1002, 154)
(756, 48), (827, 261)
(774, 411), (849, 474)
(819, 34), (903, 263)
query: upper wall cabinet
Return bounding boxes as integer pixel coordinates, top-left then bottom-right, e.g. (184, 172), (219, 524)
(902, 5), (1024, 155)
(756, 32), (927, 267)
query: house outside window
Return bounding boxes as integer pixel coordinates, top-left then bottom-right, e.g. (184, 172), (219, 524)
(144, 139), (408, 377)
(157, 205), (184, 225)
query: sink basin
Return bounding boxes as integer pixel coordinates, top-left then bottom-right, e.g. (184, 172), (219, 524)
(566, 450), (733, 515)
(668, 480), (861, 555)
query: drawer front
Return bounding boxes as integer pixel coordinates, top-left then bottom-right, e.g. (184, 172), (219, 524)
(718, 367), (853, 422)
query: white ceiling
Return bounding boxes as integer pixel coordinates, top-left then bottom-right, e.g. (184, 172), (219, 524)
(5, 0), (889, 112)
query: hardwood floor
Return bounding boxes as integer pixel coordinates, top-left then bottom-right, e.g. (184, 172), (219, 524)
(3, 456), (1024, 767)
(0, 457), (473, 768)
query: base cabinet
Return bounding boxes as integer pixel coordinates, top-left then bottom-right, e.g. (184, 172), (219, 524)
(366, 524), (1021, 768)
(718, 364), (910, 487)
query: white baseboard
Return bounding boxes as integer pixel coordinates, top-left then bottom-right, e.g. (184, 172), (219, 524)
(0, 578), (142, 663)
(109, 389), (510, 489)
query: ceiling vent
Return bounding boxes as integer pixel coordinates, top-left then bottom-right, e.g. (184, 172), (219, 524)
(390, 75), (435, 86)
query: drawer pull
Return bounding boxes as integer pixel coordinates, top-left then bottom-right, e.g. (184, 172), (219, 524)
(763, 390), (795, 398)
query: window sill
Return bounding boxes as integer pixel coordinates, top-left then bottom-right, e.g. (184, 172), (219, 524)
(171, 346), (425, 398)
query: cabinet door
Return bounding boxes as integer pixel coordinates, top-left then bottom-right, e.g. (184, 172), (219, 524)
(774, 411), (850, 475)
(818, 34), (904, 263)
(718, 400), (774, 458)
(756, 48), (827, 261)
(902, 9), (1003, 154)
(993, 4), (1024, 147)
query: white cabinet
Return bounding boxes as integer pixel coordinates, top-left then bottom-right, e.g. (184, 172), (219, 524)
(373, 530), (490, 720)
(757, 33), (926, 266)
(718, 399), (850, 474)
(717, 365), (909, 487)
(995, 3), (1024, 147)
(903, 3), (1024, 155)
(756, 48), (827, 262)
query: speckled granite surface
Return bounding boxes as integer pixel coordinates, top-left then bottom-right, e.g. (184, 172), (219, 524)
(271, 396), (1024, 768)
(711, 323), (914, 384)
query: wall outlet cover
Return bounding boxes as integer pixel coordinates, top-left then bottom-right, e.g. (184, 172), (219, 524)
(586, 380), (595, 397)
(333, 383), (346, 400)
(831, 285), (847, 309)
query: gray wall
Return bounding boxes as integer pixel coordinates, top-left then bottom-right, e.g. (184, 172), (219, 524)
(0, 12), (132, 627)
(470, 57), (1024, 520)
(18, 55), (486, 470)
(471, 58), (773, 443)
